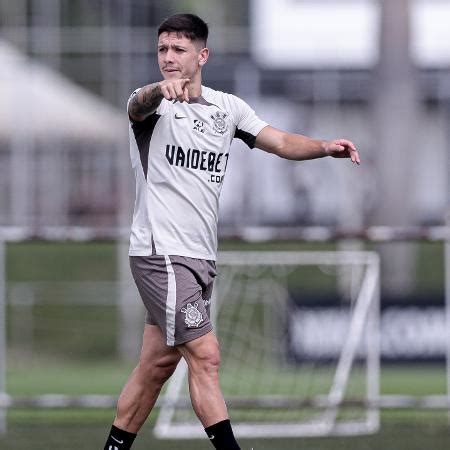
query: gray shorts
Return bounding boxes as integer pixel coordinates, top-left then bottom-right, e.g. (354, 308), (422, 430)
(129, 255), (217, 346)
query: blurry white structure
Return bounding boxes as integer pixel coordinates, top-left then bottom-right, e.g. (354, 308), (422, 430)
(251, 0), (450, 70)
(411, 0), (450, 67)
(0, 41), (122, 140)
(0, 40), (126, 227)
(251, 0), (380, 69)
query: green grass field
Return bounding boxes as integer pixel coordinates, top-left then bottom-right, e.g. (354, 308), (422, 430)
(1, 240), (449, 449)
(2, 420), (450, 450)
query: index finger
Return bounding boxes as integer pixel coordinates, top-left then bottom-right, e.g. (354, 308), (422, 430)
(338, 139), (357, 151)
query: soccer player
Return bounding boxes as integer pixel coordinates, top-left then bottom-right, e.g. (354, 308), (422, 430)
(103, 13), (360, 450)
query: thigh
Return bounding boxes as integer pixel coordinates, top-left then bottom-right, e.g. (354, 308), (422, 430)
(177, 330), (220, 368)
(139, 324), (181, 367)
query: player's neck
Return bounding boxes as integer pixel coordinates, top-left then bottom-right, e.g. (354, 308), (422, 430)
(188, 82), (202, 98)
(188, 71), (202, 98)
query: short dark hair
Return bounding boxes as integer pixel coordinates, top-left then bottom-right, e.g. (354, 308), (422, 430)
(158, 13), (208, 46)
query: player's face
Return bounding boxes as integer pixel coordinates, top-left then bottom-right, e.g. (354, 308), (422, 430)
(157, 32), (208, 81)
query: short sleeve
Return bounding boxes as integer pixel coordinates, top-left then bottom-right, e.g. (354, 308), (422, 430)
(127, 88), (142, 122)
(232, 96), (268, 149)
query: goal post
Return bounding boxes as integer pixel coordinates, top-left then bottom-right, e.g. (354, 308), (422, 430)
(0, 240), (6, 434)
(154, 250), (381, 439)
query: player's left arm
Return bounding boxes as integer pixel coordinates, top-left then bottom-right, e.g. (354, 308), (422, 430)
(254, 125), (361, 164)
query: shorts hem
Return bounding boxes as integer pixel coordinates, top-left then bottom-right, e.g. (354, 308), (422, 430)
(171, 325), (213, 347)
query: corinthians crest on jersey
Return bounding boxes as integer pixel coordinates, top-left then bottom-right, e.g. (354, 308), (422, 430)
(210, 111), (229, 135)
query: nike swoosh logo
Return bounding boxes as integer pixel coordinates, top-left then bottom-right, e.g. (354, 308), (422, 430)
(208, 435), (215, 440)
(175, 113), (187, 119)
(111, 436), (124, 444)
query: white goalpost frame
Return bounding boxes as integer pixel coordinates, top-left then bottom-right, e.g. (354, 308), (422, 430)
(154, 250), (381, 439)
(0, 241), (6, 434)
(446, 236), (450, 424)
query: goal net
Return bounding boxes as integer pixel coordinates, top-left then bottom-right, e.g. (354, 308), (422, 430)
(155, 250), (380, 439)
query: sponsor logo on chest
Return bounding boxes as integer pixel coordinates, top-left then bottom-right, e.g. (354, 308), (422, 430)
(165, 144), (229, 184)
(174, 110), (229, 136)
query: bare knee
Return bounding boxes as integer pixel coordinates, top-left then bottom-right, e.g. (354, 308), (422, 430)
(137, 357), (179, 388)
(188, 340), (221, 378)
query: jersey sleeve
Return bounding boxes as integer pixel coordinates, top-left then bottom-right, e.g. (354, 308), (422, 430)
(127, 88), (141, 122)
(232, 96), (268, 149)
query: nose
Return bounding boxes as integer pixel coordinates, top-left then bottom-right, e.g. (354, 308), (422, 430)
(164, 48), (175, 64)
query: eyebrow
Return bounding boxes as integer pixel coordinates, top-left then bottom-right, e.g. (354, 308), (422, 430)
(158, 43), (188, 50)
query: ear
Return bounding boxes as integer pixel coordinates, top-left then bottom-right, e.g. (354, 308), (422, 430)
(198, 47), (209, 67)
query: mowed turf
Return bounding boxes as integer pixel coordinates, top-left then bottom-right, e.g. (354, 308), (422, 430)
(2, 419), (450, 450)
(3, 362), (450, 450)
(2, 241), (449, 448)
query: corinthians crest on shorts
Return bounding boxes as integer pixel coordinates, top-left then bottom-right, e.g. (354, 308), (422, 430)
(181, 302), (204, 328)
(211, 111), (229, 135)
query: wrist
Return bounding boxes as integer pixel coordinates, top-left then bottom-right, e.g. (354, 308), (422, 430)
(320, 140), (330, 157)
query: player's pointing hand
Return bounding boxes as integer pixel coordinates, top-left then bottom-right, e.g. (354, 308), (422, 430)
(159, 78), (190, 103)
(324, 139), (361, 165)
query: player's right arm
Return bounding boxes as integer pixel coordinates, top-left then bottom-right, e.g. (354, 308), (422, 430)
(128, 79), (191, 122)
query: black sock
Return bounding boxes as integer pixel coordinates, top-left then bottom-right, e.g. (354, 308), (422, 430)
(103, 424), (137, 450)
(205, 419), (241, 450)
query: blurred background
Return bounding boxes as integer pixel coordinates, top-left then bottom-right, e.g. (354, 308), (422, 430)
(0, 0), (449, 449)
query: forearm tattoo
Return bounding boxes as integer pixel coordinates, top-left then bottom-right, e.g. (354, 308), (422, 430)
(129, 83), (163, 119)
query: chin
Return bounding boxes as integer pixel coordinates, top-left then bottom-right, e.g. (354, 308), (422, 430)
(164, 71), (182, 80)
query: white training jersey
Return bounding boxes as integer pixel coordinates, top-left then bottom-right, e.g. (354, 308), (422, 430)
(127, 85), (268, 260)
